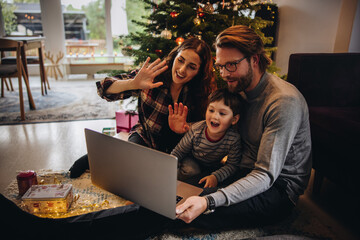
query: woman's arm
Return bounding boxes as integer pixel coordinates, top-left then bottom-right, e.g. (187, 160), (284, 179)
(107, 57), (167, 94)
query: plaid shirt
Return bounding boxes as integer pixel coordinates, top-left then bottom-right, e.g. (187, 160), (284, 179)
(96, 70), (200, 153)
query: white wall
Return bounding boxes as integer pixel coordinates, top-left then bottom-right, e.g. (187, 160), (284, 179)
(111, 0), (128, 36)
(39, 0), (66, 56)
(273, 0), (359, 75)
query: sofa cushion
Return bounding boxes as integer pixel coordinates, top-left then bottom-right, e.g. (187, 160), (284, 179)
(309, 106), (360, 190)
(309, 106), (360, 140)
(287, 53), (360, 107)
(2, 56), (39, 64)
(0, 64), (18, 76)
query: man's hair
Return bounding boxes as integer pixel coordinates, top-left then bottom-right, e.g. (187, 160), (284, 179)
(215, 25), (272, 73)
(208, 88), (244, 116)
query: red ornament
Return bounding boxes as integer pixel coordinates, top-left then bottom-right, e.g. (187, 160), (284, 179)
(197, 7), (204, 17)
(170, 11), (179, 18)
(175, 37), (184, 46)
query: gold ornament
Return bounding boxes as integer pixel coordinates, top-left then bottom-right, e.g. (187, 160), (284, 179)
(160, 28), (172, 39)
(204, 2), (214, 13)
(193, 16), (201, 25)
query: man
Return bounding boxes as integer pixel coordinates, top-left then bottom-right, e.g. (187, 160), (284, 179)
(175, 25), (312, 228)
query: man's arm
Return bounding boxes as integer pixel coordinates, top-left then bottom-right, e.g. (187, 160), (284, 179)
(176, 96), (304, 223)
(210, 96), (304, 207)
(211, 136), (242, 183)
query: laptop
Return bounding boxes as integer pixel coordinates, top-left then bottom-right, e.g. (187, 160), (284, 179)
(84, 128), (203, 219)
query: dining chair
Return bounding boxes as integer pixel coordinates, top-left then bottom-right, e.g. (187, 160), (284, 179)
(1, 78), (14, 93)
(1, 35), (50, 95)
(0, 39), (36, 120)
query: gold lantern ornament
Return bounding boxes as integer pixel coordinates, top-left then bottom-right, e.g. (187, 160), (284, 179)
(193, 16), (201, 25)
(175, 37), (184, 45)
(160, 28), (172, 39)
(204, 2), (214, 13)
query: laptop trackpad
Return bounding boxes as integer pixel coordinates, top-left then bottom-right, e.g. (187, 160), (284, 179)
(176, 181), (203, 205)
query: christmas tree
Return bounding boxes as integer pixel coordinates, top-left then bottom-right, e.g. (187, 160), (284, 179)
(121, 0), (279, 84)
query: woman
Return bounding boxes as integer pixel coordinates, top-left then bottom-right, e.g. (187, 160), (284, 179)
(70, 38), (214, 177)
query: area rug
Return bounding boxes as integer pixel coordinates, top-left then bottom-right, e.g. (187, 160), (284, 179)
(0, 81), (120, 125)
(4, 170), (339, 239)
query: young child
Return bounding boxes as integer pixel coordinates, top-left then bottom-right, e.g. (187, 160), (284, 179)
(171, 88), (243, 188)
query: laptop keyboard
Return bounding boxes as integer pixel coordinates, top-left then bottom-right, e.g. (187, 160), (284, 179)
(176, 195), (183, 204)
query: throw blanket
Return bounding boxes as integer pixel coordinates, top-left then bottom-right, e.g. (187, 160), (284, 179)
(4, 170), (128, 219)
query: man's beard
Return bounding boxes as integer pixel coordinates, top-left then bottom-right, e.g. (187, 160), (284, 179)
(227, 65), (253, 93)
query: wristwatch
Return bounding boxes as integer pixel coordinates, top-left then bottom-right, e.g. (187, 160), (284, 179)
(203, 195), (216, 214)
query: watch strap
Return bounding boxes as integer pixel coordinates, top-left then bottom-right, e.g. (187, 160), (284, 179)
(203, 195), (215, 214)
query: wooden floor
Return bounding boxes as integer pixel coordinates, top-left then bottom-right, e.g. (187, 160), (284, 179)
(0, 119), (118, 192)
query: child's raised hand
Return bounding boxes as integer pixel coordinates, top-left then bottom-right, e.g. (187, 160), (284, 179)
(131, 57), (168, 90)
(168, 102), (190, 134)
(199, 175), (218, 188)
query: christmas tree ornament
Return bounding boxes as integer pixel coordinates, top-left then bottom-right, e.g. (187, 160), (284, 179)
(170, 11), (179, 18)
(175, 37), (184, 45)
(204, 2), (214, 13)
(160, 28), (172, 39)
(197, 7), (205, 17)
(193, 16), (201, 25)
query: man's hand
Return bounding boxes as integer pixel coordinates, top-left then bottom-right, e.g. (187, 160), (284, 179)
(168, 102), (190, 134)
(176, 196), (207, 223)
(199, 175), (218, 188)
(131, 57), (168, 90)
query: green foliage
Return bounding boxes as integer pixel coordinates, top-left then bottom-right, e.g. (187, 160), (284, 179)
(1, 0), (17, 35)
(13, 0), (39, 3)
(126, 0), (149, 35)
(83, 0), (106, 40)
(65, 4), (79, 11)
(97, 69), (128, 76)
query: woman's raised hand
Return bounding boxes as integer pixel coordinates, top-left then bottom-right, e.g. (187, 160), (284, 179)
(168, 103), (190, 134)
(131, 57), (168, 90)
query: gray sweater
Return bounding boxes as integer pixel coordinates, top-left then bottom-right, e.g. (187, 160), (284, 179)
(209, 72), (312, 207)
(171, 120), (242, 183)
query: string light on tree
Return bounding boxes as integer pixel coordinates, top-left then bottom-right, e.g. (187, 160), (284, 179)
(195, 32), (202, 40)
(155, 49), (163, 57)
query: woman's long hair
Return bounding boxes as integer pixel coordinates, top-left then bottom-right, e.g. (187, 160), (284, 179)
(157, 38), (214, 119)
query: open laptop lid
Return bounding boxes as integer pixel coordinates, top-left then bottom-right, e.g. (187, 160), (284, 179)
(85, 128), (179, 219)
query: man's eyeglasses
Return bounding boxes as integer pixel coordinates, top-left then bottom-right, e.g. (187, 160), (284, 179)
(214, 56), (248, 72)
